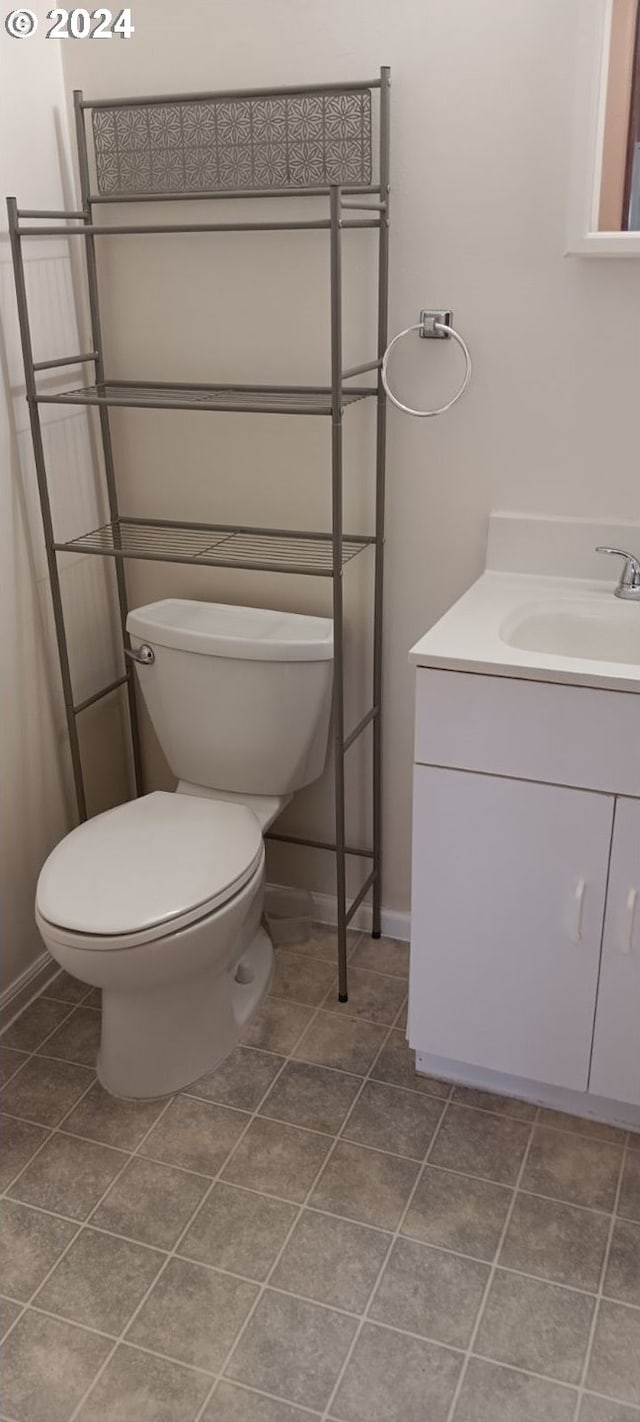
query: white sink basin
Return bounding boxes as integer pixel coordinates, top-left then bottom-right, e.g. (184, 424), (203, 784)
(501, 600), (640, 666)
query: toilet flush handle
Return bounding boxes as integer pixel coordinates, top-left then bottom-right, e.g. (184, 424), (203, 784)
(125, 643), (155, 666)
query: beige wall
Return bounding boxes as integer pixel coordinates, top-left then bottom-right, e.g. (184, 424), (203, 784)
(1, 16), (128, 995)
(60, 0), (640, 916)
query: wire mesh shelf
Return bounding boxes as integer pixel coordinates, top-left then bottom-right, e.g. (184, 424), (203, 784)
(36, 381), (376, 415)
(54, 517), (374, 575)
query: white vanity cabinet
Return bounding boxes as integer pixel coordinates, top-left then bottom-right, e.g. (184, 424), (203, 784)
(590, 798), (640, 1105)
(409, 668), (640, 1117)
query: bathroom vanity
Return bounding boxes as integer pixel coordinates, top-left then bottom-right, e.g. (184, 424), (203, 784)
(408, 516), (640, 1129)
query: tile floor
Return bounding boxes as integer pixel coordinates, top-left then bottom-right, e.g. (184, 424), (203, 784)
(0, 927), (638, 1422)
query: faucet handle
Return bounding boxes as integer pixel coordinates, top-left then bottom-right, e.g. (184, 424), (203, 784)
(595, 547), (640, 599)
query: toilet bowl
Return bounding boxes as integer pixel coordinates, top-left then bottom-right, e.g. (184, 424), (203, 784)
(35, 599), (333, 1098)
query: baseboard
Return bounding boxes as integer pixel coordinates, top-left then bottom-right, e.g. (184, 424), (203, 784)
(268, 882), (410, 944)
(0, 951), (58, 1033)
(414, 1050), (640, 1133)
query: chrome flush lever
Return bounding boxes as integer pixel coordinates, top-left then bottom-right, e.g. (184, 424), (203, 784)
(595, 547), (640, 601)
(125, 643), (155, 665)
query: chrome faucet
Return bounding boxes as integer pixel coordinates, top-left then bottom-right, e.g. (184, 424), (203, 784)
(596, 547), (640, 601)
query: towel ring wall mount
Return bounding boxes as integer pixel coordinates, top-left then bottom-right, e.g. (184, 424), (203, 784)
(381, 308), (472, 418)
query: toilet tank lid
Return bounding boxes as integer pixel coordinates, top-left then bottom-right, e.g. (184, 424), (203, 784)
(127, 599), (334, 660)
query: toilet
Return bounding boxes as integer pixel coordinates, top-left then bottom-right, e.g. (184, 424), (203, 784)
(35, 599), (333, 1099)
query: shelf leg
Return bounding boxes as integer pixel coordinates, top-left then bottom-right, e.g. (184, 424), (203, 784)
(372, 65), (391, 942)
(73, 91), (144, 800)
(330, 185), (348, 1002)
(7, 198), (87, 822)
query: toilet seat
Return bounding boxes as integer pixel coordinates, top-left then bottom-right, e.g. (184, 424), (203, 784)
(36, 791), (264, 949)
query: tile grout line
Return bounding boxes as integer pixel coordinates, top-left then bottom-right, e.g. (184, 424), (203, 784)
(441, 1106), (542, 1422)
(190, 983), (410, 1422)
(65, 935), (371, 1422)
(318, 1079), (456, 1422)
(571, 1130), (631, 1422)
(0, 1075), (178, 1363)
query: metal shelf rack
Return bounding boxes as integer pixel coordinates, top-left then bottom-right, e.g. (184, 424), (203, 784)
(7, 68), (391, 1001)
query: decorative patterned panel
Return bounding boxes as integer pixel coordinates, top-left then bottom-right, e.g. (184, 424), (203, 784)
(91, 89), (372, 196)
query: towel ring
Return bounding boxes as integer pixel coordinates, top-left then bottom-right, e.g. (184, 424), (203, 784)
(381, 311), (472, 418)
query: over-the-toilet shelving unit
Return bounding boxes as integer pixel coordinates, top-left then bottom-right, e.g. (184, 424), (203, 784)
(8, 68), (391, 1001)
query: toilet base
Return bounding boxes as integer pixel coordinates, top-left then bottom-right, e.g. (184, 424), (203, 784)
(97, 926), (273, 1100)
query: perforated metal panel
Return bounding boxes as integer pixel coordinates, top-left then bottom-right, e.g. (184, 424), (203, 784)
(92, 89), (372, 196)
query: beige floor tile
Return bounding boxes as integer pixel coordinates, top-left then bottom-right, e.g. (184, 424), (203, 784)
(349, 936), (410, 979)
(76, 1342), (211, 1422)
(371, 1030), (450, 1097)
(538, 1109), (627, 1145)
(586, 1300), (640, 1406)
(127, 1256), (257, 1371)
(63, 1080), (167, 1151)
(451, 1086), (537, 1122)
(8, 1132), (126, 1220)
(429, 1105), (531, 1185)
(225, 1289), (357, 1410)
(321, 967), (407, 1025)
(179, 1182), (296, 1280)
(0, 1199), (77, 1300)
(242, 998), (314, 1055)
(0, 1045), (28, 1087)
(579, 1395), (640, 1421)
(1, 998), (72, 1052)
(332, 1321), (462, 1422)
(0, 1295), (21, 1339)
(603, 1219), (640, 1306)
(292, 1012), (386, 1076)
(342, 1080), (443, 1159)
(140, 1096), (249, 1176)
(43, 970), (92, 1005)
(186, 1046), (285, 1111)
(618, 1150), (640, 1222)
(35, 1225), (164, 1334)
(370, 1237), (489, 1348)
(271, 950), (336, 1006)
(0, 1055), (94, 1127)
(92, 1155), (210, 1249)
(204, 1380), (319, 1421)
(522, 1128), (623, 1211)
(475, 1269), (595, 1385)
(309, 1140), (419, 1229)
(402, 1165), (513, 1260)
(395, 998), (408, 1029)
(221, 1116), (331, 1202)
(453, 1357), (577, 1422)
(271, 1208), (390, 1312)
(0, 1309), (111, 1422)
(259, 1060), (361, 1135)
(0, 1113), (49, 1190)
(37, 1006), (102, 1067)
(500, 1192), (610, 1290)
(283, 925), (360, 965)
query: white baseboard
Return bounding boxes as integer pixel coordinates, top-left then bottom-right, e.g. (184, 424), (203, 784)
(0, 951), (58, 1033)
(414, 1050), (640, 1133)
(268, 882), (410, 944)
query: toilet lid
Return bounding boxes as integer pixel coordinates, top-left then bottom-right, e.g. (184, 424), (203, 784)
(36, 792), (263, 940)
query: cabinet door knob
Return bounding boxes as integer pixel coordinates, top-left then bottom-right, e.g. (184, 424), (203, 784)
(623, 888), (638, 955)
(571, 878), (586, 943)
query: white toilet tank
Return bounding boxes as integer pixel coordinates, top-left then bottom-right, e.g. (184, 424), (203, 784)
(126, 599), (333, 796)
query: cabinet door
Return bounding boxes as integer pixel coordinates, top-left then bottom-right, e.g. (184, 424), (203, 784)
(589, 798), (640, 1106)
(409, 767), (613, 1089)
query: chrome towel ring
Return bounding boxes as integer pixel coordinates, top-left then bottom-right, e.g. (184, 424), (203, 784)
(381, 308), (472, 418)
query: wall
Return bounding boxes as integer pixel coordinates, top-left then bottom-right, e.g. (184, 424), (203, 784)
(61, 0), (640, 917)
(0, 13), (128, 997)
